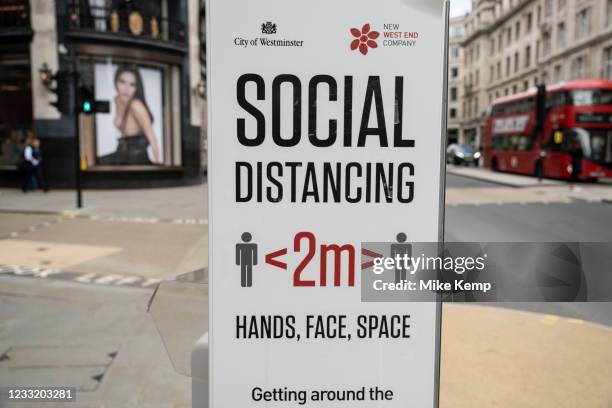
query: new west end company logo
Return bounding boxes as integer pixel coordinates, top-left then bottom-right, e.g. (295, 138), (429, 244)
(350, 23), (420, 55)
(233, 21), (304, 48)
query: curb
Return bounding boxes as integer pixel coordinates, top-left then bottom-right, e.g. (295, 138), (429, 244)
(0, 208), (76, 216)
(446, 168), (563, 188)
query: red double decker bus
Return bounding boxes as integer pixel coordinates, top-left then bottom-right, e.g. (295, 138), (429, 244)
(484, 79), (612, 180)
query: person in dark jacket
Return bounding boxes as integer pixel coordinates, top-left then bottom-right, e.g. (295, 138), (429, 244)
(21, 134), (49, 192)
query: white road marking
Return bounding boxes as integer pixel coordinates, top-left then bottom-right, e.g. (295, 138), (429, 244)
(75, 273), (97, 283)
(141, 278), (161, 287)
(95, 274), (124, 285)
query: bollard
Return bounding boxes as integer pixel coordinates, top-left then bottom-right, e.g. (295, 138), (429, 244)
(191, 332), (209, 408)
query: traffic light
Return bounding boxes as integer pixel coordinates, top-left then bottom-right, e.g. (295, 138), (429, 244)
(79, 85), (110, 114)
(80, 85), (94, 113)
(49, 71), (74, 115)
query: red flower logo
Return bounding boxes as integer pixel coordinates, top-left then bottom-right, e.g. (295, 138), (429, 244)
(350, 23), (379, 55)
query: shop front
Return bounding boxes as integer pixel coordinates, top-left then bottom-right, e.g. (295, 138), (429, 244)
(0, 0), (204, 189)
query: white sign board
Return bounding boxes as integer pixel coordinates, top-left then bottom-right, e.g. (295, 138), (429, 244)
(492, 115), (530, 134)
(207, 0), (448, 407)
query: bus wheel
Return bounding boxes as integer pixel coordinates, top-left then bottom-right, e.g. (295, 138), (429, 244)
(535, 161), (543, 180)
(491, 158), (498, 172)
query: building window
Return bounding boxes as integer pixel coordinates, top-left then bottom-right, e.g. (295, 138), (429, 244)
(451, 46), (460, 58)
(451, 67), (459, 78)
(450, 108), (457, 118)
(543, 32), (551, 57)
(525, 45), (531, 67)
(537, 5), (542, 24)
(476, 44), (480, 60)
(475, 69), (479, 85)
(572, 56), (587, 78)
(608, 0), (612, 27)
(523, 81), (529, 90)
(474, 98), (479, 117)
(545, 0), (553, 17)
(526, 12), (532, 33)
(512, 84), (518, 94)
(558, 0), (566, 10)
(490, 65), (495, 82)
(604, 48), (612, 80)
(575, 9), (591, 40)
(450, 87), (458, 101)
(490, 38), (495, 56)
(498, 33), (503, 52)
(514, 52), (519, 72)
(515, 21), (521, 40)
(497, 62), (501, 79)
(554, 64), (563, 82)
(505, 88), (509, 96)
(557, 22), (566, 48)
(506, 56), (511, 76)
(506, 27), (512, 45)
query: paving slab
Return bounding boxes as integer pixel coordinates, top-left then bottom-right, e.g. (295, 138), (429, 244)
(0, 214), (61, 238)
(0, 184), (207, 220)
(0, 240), (122, 271)
(440, 304), (612, 408)
(2, 217), (207, 281)
(0, 275), (191, 408)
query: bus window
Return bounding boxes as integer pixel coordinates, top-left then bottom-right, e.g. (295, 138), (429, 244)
(516, 135), (534, 151)
(590, 130), (612, 163)
(493, 136), (508, 150)
(570, 90), (612, 106)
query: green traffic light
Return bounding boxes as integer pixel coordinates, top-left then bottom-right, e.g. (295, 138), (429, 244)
(83, 101), (92, 113)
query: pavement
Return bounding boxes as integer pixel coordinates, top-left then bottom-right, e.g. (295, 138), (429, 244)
(1, 167), (612, 407)
(0, 184), (208, 220)
(0, 275), (193, 408)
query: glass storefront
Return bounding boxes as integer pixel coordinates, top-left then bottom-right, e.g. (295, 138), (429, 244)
(0, 60), (31, 167)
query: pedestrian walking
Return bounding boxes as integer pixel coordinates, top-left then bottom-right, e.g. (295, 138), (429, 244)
(21, 132), (49, 192)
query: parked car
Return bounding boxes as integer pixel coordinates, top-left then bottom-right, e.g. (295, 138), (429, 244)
(446, 143), (481, 166)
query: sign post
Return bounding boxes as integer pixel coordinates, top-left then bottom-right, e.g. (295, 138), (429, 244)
(207, 0), (449, 406)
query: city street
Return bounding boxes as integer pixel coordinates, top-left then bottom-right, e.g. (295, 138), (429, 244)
(1, 168), (611, 407)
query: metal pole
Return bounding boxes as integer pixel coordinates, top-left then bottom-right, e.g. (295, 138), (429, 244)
(71, 49), (83, 208)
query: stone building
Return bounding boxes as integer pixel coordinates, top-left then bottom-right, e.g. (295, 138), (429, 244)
(459, 0), (612, 147)
(0, 0), (206, 188)
(448, 14), (467, 145)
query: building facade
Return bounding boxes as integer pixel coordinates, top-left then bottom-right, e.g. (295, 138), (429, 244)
(0, 0), (206, 188)
(459, 0), (612, 148)
(448, 15), (467, 145)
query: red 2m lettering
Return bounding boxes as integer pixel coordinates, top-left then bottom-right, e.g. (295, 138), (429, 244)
(293, 231), (355, 287)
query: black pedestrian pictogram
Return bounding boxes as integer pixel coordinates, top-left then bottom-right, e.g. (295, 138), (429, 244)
(236, 232), (257, 287)
(391, 232), (411, 283)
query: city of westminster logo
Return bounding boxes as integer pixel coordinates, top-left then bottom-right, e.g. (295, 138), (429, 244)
(261, 21), (277, 34)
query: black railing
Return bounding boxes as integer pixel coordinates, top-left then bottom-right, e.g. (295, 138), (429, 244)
(0, 0), (30, 31)
(66, 2), (185, 43)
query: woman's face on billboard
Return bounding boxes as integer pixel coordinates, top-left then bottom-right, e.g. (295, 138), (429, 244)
(116, 71), (137, 101)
